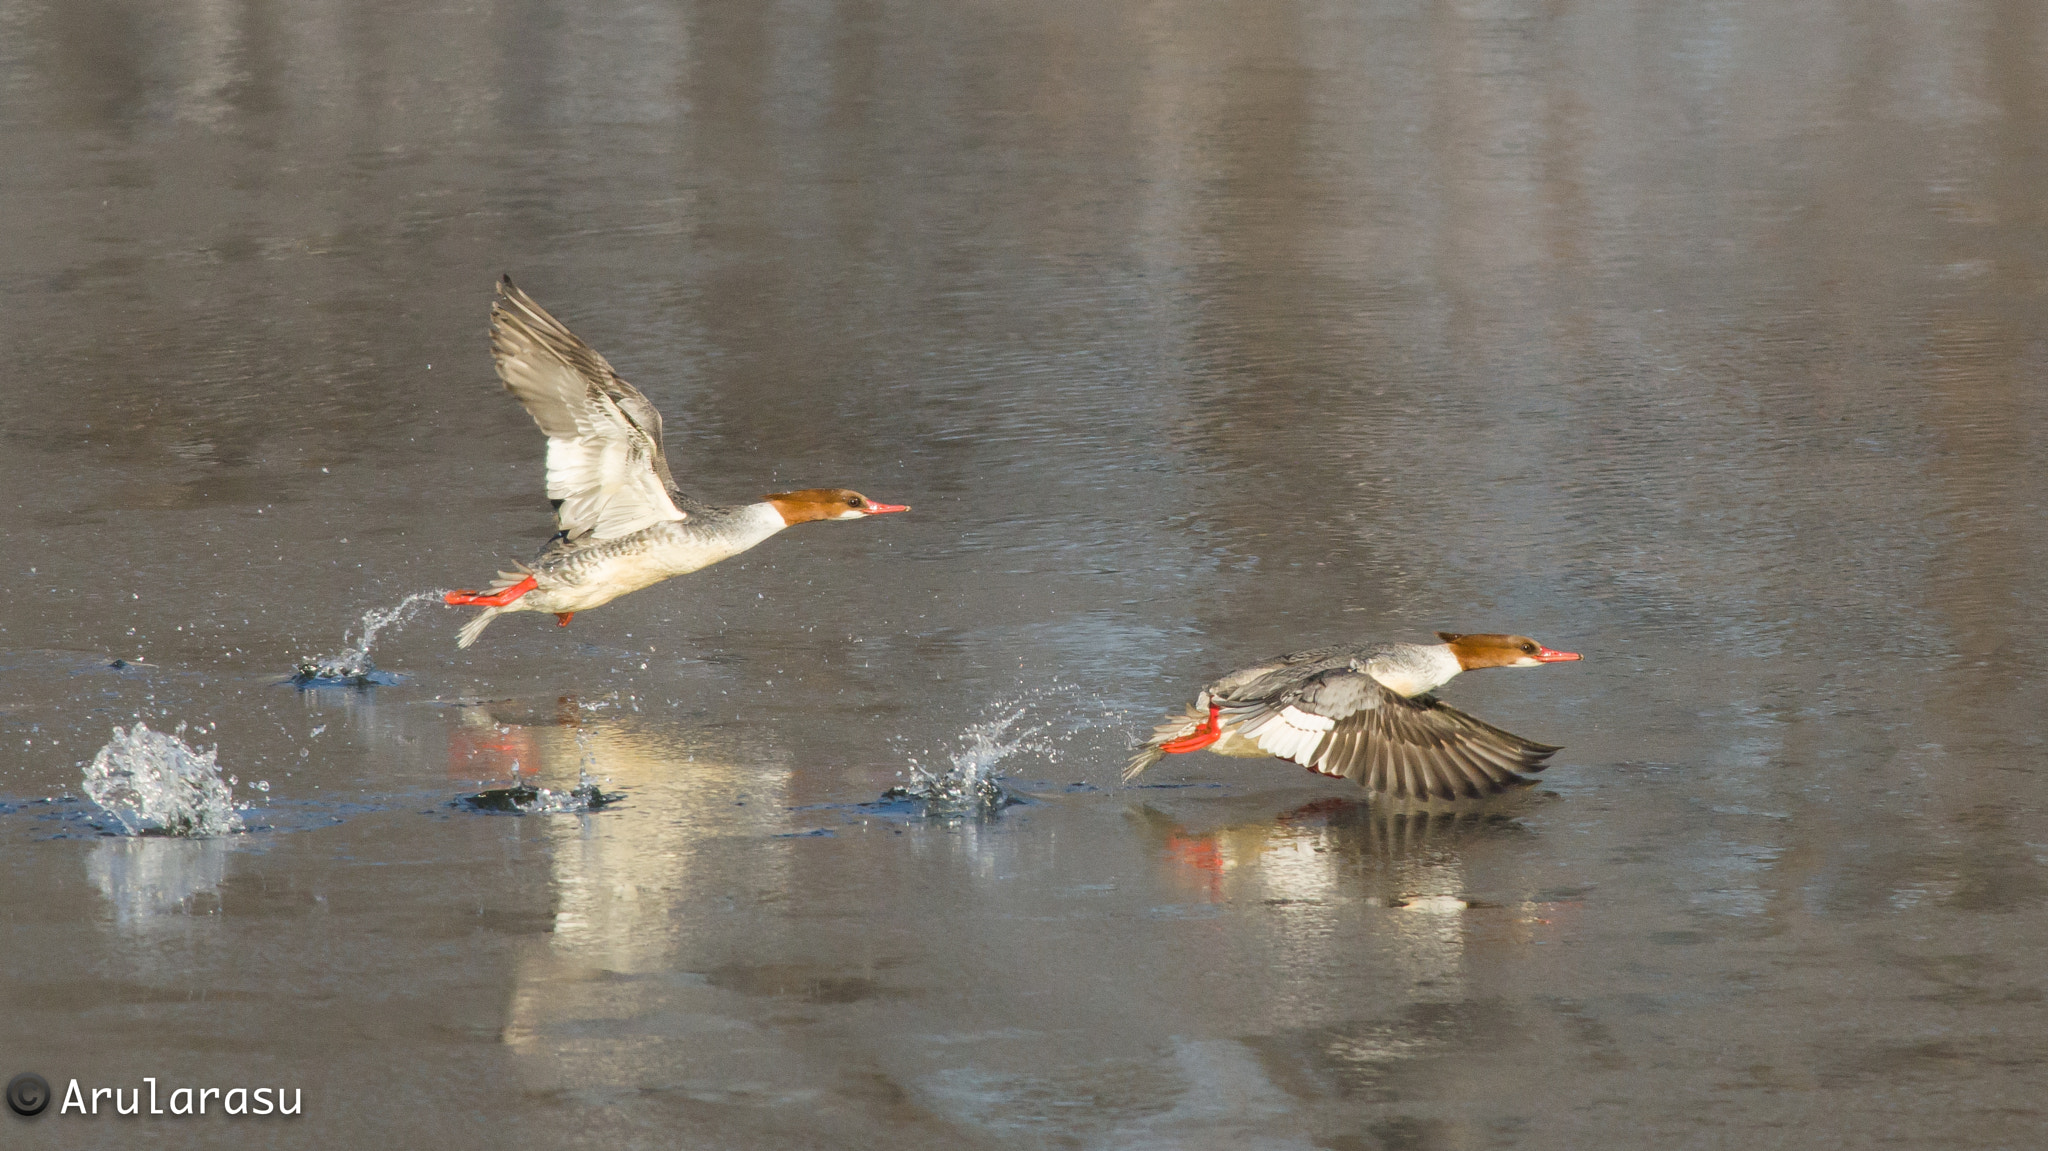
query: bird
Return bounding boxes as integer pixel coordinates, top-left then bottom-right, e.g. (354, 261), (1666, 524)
(444, 277), (909, 648)
(1125, 632), (1581, 801)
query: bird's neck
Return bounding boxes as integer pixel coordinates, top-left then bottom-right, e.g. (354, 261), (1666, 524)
(1364, 643), (1464, 697)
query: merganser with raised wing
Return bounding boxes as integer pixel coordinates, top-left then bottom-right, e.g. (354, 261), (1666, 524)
(1126, 633), (1581, 801)
(444, 277), (909, 648)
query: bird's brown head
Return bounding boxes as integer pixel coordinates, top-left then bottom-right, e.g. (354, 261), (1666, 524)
(765, 488), (911, 526)
(1437, 632), (1582, 670)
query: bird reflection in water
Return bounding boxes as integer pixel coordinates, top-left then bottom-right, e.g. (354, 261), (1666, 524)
(471, 705), (801, 1094)
(445, 696), (594, 782)
(1133, 795), (1584, 1099)
(1132, 796), (1533, 905)
(1135, 795), (1580, 974)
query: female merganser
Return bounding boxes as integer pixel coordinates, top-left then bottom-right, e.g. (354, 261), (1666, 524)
(444, 277), (909, 648)
(1125, 633), (1581, 801)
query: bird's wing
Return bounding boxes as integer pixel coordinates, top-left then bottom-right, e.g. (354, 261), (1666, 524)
(490, 277), (687, 540)
(1223, 667), (1560, 802)
(1205, 646), (1354, 699)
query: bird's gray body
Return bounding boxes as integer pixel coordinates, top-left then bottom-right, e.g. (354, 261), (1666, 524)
(456, 503), (789, 646)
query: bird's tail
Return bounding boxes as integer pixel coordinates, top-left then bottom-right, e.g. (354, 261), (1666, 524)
(1123, 704), (1209, 782)
(456, 608), (502, 649)
(1123, 743), (1165, 782)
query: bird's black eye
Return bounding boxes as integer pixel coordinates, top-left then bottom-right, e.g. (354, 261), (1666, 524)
(848, 496), (864, 507)
(1521, 642), (1537, 653)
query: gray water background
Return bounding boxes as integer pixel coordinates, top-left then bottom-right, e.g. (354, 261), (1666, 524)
(2, 0), (2045, 1146)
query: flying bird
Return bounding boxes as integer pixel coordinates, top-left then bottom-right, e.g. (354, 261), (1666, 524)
(445, 277), (908, 647)
(1126, 633), (1581, 801)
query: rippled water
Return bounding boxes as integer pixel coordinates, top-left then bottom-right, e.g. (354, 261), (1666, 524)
(2, 0), (2044, 1147)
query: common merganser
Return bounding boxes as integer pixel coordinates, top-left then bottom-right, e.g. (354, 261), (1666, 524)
(444, 277), (909, 648)
(1125, 633), (1581, 801)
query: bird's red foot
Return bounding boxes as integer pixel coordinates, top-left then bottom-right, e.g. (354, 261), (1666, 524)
(1159, 706), (1224, 754)
(555, 613), (574, 627)
(445, 575), (538, 608)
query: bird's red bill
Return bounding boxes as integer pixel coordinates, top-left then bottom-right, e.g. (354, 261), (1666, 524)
(1534, 647), (1581, 662)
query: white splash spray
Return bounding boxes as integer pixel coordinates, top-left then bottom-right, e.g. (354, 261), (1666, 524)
(82, 722), (243, 837)
(295, 591), (442, 684)
(895, 708), (1047, 814)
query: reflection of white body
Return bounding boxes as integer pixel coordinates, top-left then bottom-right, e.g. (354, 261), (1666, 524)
(496, 718), (793, 1074)
(1128, 633), (1582, 802)
(445, 278), (908, 647)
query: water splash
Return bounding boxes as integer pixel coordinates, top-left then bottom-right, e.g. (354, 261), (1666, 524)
(889, 708), (1046, 816)
(292, 591), (441, 686)
(457, 783), (622, 814)
(82, 722), (244, 837)
(457, 729), (624, 814)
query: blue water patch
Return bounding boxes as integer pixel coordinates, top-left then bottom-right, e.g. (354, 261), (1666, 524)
(287, 665), (406, 689)
(0, 795), (383, 838)
(240, 799), (386, 832)
(0, 795), (116, 836)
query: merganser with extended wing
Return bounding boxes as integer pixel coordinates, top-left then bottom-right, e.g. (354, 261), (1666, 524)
(445, 278), (908, 647)
(1126, 633), (1581, 801)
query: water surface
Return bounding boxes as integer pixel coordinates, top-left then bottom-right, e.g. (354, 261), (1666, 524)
(2, 0), (2045, 1146)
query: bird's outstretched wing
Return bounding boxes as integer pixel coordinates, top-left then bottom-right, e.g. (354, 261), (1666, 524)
(490, 276), (687, 540)
(1223, 667), (1559, 801)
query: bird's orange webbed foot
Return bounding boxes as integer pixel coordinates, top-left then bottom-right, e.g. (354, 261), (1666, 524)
(1159, 706), (1224, 754)
(445, 575), (538, 608)
(555, 613), (574, 627)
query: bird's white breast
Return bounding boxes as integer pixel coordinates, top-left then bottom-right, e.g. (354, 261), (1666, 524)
(655, 502), (788, 575)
